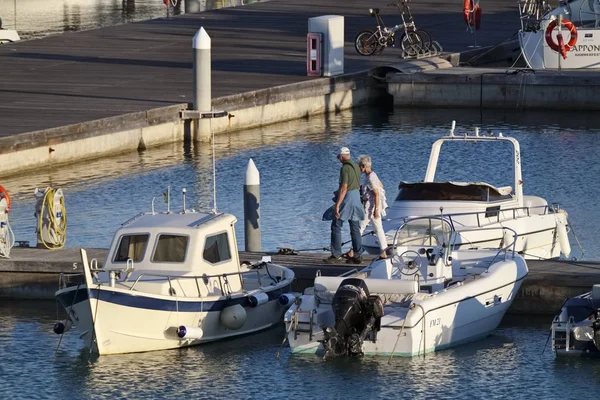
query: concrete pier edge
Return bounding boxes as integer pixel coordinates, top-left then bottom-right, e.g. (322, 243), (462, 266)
(0, 70), (385, 178)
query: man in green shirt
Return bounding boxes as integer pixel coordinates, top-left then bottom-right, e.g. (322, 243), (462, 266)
(324, 147), (365, 264)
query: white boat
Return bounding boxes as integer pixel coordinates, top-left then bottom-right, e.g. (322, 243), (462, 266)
(551, 284), (600, 356)
(363, 122), (573, 260)
(54, 190), (296, 356)
(519, 0), (600, 69)
(285, 216), (528, 358)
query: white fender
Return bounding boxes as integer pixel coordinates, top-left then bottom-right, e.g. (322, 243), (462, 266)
(220, 304), (247, 330)
(556, 211), (571, 258)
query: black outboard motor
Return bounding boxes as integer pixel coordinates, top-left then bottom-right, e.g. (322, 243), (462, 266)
(593, 312), (600, 351)
(321, 278), (384, 360)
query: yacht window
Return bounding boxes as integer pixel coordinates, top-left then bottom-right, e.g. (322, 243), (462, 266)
(114, 234), (149, 262)
(152, 234), (189, 263)
(203, 232), (231, 264)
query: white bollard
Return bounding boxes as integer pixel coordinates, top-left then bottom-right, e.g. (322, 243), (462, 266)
(244, 159), (260, 252)
(193, 27), (212, 142)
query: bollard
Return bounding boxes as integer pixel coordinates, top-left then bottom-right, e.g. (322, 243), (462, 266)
(193, 27), (212, 142)
(244, 159), (260, 252)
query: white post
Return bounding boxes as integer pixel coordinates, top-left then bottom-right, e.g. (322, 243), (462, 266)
(244, 159), (261, 252)
(193, 27), (212, 142)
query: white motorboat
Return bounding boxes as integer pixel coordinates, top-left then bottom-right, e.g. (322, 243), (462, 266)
(363, 122), (573, 260)
(285, 216), (528, 358)
(518, 0), (600, 69)
(54, 190), (296, 356)
(551, 284), (600, 356)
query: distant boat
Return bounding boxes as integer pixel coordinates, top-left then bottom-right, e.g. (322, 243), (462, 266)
(0, 17), (20, 44)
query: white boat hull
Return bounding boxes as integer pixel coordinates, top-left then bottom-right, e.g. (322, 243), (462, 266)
(57, 285), (289, 355)
(364, 201), (569, 260)
(520, 29), (600, 69)
(286, 258), (527, 357)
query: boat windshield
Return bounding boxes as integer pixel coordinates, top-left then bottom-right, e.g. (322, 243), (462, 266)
(393, 217), (452, 247)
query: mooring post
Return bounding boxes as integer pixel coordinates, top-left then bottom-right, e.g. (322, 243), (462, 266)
(193, 27), (212, 142)
(244, 159), (261, 252)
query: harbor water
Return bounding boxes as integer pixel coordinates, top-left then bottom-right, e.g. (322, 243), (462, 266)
(2, 106), (600, 397)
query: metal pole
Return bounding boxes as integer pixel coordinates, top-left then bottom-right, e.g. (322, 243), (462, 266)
(558, 14), (562, 72)
(193, 27), (212, 142)
(243, 159), (261, 252)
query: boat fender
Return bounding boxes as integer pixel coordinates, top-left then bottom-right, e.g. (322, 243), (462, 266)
(0, 186), (10, 213)
(220, 304), (247, 330)
(248, 292), (269, 307)
(502, 229), (514, 249)
(53, 319), (72, 335)
(278, 293), (297, 306)
(556, 217), (571, 258)
(463, 0), (482, 30)
(545, 19), (577, 59)
(177, 325), (204, 339)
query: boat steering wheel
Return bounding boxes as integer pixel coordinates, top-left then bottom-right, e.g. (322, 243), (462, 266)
(392, 249), (423, 277)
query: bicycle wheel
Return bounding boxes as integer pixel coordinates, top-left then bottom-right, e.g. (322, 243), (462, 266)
(399, 31), (424, 58)
(415, 29), (432, 52)
(354, 30), (378, 56)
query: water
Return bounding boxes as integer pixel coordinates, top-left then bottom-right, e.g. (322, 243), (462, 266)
(2, 106), (600, 397)
(0, 0), (262, 40)
(2, 301), (600, 399)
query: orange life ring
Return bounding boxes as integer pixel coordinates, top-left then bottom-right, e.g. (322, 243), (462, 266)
(545, 19), (578, 59)
(0, 185), (10, 213)
(463, 0), (482, 31)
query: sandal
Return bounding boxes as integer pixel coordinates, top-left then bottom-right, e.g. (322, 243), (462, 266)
(342, 250), (354, 259)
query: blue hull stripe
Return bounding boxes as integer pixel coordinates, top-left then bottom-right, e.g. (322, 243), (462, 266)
(57, 286), (284, 312)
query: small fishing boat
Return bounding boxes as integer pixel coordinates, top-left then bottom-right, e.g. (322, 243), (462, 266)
(518, 0), (600, 69)
(285, 216), (528, 358)
(54, 189), (296, 356)
(551, 285), (600, 356)
(363, 122), (574, 260)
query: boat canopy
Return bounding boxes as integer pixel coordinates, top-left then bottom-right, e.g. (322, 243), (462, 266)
(395, 182), (513, 202)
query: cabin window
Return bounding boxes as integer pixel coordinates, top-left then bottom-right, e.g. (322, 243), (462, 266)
(114, 234), (149, 262)
(152, 234), (189, 263)
(203, 232), (231, 264)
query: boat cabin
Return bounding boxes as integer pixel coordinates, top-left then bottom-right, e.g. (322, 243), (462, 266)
(102, 211), (243, 292)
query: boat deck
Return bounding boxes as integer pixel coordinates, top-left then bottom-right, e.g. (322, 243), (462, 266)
(1, 246), (598, 314)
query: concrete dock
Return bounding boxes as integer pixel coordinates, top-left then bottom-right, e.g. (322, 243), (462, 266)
(0, 0), (532, 176)
(1, 246), (598, 315)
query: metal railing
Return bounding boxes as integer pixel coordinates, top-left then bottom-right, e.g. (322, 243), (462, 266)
(59, 263), (284, 298)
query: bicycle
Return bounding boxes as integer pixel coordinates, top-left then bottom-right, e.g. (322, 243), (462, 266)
(354, 1), (432, 58)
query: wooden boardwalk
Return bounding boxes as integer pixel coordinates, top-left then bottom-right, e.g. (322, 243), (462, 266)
(0, 0), (521, 137)
(1, 246), (599, 315)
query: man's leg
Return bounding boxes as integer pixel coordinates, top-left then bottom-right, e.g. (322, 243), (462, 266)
(349, 219), (364, 256)
(330, 219), (343, 257)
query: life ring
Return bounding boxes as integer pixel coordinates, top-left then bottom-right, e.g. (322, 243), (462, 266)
(463, 0), (482, 31)
(0, 186), (10, 213)
(545, 19), (578, 59)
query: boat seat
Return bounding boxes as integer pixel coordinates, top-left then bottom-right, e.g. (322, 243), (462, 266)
(314, 276), (418, 294)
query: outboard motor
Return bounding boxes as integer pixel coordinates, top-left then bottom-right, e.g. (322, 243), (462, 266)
(593, 313), (600, 351)
(321, 278), (384, 360)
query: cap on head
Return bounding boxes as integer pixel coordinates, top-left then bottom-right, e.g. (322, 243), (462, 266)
(338, 147), (350, 156)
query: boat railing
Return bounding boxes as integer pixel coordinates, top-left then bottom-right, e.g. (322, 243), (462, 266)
(60, 263), (284, 298)
(518, 0), (552, 31)
(451, 226), (519, 265)
(385, 203), (560, 230)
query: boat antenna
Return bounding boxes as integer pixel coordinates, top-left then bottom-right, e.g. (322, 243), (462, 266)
(182, 187), (187, 213)
(211, 121), (217, 213)
(449, 120), (456, 136)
